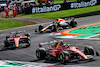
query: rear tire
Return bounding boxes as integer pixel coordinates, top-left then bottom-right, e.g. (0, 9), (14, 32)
(35, 29), (37, 32)
(6, 36), (10, 40)
(25, 33), (30, 37)
(25, 33), (31, 47)
(36, 49), (46, 60)
(26, 40), (31, 48)
(70, 21), (77, 28)
(4, 40), (9, 47)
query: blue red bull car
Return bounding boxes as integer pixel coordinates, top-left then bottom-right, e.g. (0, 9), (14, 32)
(57, 17), (77, 28)
(35, 17), (77, 33)
(2, 31), (31, 50)
(36, 40), (99, 63)
(35, 24), (57, 33)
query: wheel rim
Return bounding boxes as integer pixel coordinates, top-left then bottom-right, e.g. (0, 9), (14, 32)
(60, 55), (63, 60)
(36, 51), (40, 59)
(36, 52), (39, 56)
(60, 53), (65, 63)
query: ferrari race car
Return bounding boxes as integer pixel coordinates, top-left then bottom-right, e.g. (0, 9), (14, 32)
(35, 17), (77, 33)
(2, 31), (31, 50)
(36, 40), (99, 63)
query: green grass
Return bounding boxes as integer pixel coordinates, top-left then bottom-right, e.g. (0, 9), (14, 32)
(18, 5), (100, 20)
(0, 19), (35, 30)
(54, 0), (77, 4)
(35, 0), (77, 4)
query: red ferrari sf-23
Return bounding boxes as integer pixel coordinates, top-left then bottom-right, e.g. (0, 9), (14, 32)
(36, 40), (99, 63)
(3, 31), (31, 50)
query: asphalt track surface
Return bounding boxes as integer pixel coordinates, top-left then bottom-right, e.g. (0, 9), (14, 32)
(0, 15), (100, 67)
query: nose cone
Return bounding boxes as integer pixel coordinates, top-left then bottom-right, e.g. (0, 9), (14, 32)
(15, 44), (18, 47)
(84, 56), (87, 59)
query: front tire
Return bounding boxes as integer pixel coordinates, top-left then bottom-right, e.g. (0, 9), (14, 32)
(84, 46), (94, 56)
(36, 49), (46, 60)
(35, 29), (37, 32)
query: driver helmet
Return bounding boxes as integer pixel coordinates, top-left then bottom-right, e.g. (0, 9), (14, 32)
(62, 44), (67, 47)
(59, 40), (63, 42)
(63, 44), (67, 46)
(40, 24), (43, 26)
(16, 33), (20, 37)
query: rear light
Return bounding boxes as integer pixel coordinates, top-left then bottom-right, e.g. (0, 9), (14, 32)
(39, 45), (42, 47)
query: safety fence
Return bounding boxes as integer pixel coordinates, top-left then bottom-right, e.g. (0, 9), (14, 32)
(24, 0), (100, 14)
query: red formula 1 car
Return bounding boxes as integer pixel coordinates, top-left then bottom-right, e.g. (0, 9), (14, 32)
(36, 40), (99, 63)
(3, 31), (31, 50)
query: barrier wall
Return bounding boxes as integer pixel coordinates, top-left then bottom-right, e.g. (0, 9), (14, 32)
(24, 0), (100, 14)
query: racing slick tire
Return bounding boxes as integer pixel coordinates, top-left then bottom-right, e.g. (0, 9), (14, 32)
(59, 51), (70, 64)
(4, 40), (10, 47)
(26, 43), (30, 47)
(4, 40), (15, 50)
(70, 21), (77, 28)
(84, 46), (99, 56)
(35, 29), (37, 32)
(25, 33), (31, 40)
(25, 33), (31, 47)
(36, 49), (46, 60)
(6, 36), (10, 40)
(25, 33), (30, 37)
(25, 39), (31, 48)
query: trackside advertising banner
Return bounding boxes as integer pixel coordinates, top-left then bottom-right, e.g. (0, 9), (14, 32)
(71, 0), (98, 8)
(32, 4), (61, 14)
(24, 0), (100, 14)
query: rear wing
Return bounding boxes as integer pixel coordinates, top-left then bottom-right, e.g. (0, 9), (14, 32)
(10, 30), (25, 34)
(64, 17), (75, 20)
(39, 40), (57, 45)
(57, 17), (75, 21)
(10, 30), (26, 36)
(39, 40), (57, 48)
